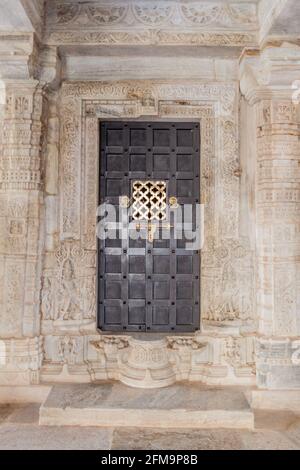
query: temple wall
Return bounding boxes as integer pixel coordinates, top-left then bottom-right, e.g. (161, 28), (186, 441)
(0, 27), (299, 391)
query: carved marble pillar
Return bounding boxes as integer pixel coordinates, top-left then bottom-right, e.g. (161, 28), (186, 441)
(0, 80), (46, 384)
(240, 44), (300, 389)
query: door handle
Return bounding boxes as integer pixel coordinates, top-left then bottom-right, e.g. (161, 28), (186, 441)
(169, 196), (178, 208)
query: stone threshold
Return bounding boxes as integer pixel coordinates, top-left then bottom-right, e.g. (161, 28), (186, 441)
(39, 382), (254, 430)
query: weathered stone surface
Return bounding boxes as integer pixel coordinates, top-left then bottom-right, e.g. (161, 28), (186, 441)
(0, 403), (300, 450)
(111, 427), (245, 450)
(39, 383), (254, 429)
(0, 423), (113, 450)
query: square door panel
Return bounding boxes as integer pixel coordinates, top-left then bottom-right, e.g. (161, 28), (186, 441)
(153, 256), (170, 274)
(177, 154), (193, 172)
(177, 179), (193, 197)
(153, 154), (170, 171)
(107, 154), (126, 172)
(177, 128), (193, 147)
(153, 306), (169, 325)
(129, 279), (145, 299)
(153, 129), (170, 147)
(176, 281), (193, 299)
(176, 305), (193, 325)
(177, 256), (193, 274)
(105, 255), (121, 273)
(130, 154), (146, 172)
(129, 305), (146, 324)
(153, 281), (170, 300)
(129, 256), (145, 273)
(104, 306), (122, 325)
(106, 179), (123, 196)
(129, 237), (146, 248)
(106, 128), (123, 146)
(105, 281), (122, 299)
(130, 128), (147, 146)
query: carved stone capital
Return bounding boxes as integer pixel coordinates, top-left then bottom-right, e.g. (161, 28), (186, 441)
(240, 42), (300, 104)
(0, 33), (61, 88)
(0, 33), (39, 81)
(38, 46), (62, 91)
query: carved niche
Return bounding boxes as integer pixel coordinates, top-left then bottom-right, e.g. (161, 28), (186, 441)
(41, 242), (96, 332)
(53, 80), (254, 330)
(40, 79), (256, 386)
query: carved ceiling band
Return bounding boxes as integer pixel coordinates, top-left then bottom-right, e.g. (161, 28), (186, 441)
(48, 1), (258, 30)
(45, 1), (258, 46)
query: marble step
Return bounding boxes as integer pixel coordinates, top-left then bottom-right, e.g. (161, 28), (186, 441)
(39, 383), (254, 430)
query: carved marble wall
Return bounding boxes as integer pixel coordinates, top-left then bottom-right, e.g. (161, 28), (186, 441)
(0, 29), (299, 390)
(38, 80), (256, 387)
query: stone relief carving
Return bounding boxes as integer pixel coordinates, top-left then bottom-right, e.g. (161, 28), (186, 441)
(48, 1), (257, 29)
(222, 336), (241, 367)
(202, 237), (255, 324)
(56, 4), (80, 24)
(57, 336), (81, 364)
(181, 3), (256, 26)
(45, 1), (257, 46)
(87, 5), (128, 25)
(41, 242), (96, 328)
(167, 337), (207, 350)
(133, 3), (173, 26)
(90, 336), (130, 353)
(42, 335), (88, 381)
(46, 30), (256, 47)
(274, 268), (297, 336)
(0, 337), (43, 386)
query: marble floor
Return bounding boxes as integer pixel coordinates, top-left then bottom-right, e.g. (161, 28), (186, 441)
(0, 403), (299, 450)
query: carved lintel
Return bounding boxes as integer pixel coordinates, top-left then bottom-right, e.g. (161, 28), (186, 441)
(167, 337), (207, 350)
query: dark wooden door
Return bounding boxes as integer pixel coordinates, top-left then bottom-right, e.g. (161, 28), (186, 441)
(98, 122), (200, 332)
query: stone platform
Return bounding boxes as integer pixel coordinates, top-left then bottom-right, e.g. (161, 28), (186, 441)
(39, 382), (254, 430)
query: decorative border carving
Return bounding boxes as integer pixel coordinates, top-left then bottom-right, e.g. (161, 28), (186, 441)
(40, 79), (256, 387)
(55, 80), (255, 331)
(45, 1), (258, 48)
(46, 30), (257, 47)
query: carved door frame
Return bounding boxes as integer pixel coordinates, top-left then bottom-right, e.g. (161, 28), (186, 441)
(53, 81), (247, 335)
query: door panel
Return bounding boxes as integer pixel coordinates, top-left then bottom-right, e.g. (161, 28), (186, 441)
(98, 121), (200, 332)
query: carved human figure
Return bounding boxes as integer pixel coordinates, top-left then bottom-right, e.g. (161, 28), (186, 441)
(57, 259), (80, 320)
(80, 278), (96, 319)
(41, 277), (54, 320)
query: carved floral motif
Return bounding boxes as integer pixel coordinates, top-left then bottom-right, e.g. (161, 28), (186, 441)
(133, 3), (173, 25)
(56, 4), (80, 24)
(167, 337), (207, 350)
(49, 1), (257, 29)
(87, 5), (127, 25)
(45, 1), (257, 47)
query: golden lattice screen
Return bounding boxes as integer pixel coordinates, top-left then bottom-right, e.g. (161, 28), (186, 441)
(132, 181), (167, 221)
